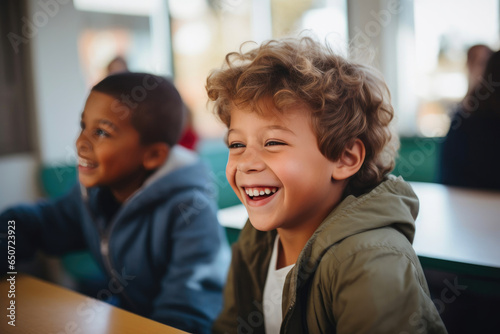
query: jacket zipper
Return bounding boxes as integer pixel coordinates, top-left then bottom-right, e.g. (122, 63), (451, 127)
(100, 234), (112, 275)
(280, 301), (296, 333)
(82, 187), (140, 312)
(99, 223), (139, 312)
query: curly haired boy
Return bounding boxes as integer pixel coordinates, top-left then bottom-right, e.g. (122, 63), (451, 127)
(207, 37), (447, 334)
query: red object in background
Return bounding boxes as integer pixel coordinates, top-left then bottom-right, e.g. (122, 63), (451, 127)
(178, 126), (199, 151)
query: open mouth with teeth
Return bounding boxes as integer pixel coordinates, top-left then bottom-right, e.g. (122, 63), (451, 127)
(78, 157), (98, 169)
(244, 187), (279, 201)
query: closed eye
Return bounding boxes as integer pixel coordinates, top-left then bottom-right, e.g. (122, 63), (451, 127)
(228, 142), (245, 149)
(265, 141), (286, 146)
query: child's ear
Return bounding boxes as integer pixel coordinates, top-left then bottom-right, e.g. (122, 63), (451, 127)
(143, 143), (170, 171)
(331, 139), (366, 181)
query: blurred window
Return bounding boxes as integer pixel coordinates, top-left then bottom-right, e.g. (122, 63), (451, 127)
(413, 0), (499, 137)
(169, 0), (255, 138)
(169, 0), (347, 138)
(272, 0), (348, 52)
(75, 9), (154, 87)
(74, 0), (349, 139)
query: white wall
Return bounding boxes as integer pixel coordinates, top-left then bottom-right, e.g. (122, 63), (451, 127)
(0, 0), (87, 210)
(347, 0), (418, 134)
(0, 154), (39, 211)
(30, 0), (87, 164)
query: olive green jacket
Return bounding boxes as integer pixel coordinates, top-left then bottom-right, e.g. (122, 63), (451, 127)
(213, 176), (447, 334)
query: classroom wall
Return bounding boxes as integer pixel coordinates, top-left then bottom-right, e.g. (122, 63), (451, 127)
(0, 154), (38, 211)
(30, 0), (87, 164)
(0, 0), (87, 210)
(347, 0), (418, 135)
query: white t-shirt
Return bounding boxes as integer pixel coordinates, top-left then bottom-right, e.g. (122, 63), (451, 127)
(263, 235), (294, 334)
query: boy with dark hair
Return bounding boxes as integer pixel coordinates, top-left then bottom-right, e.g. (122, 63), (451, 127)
(1, 72), (229, 334)
(207, 38), (447, 333)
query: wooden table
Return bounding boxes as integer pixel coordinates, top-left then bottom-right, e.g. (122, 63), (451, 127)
(218, 182), (500, 277)
(0, 275), (189, 334)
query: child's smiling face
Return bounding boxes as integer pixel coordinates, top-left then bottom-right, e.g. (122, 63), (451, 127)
(76, 91), (149, 202)
(226, 100), (346, 233)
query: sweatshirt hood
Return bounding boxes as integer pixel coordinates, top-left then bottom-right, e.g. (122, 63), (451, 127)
(310, 175), (418, 252)
(288, 175), (419, 301)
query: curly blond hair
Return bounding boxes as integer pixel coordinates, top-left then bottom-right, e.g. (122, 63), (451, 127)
(206, 37), (398, 195)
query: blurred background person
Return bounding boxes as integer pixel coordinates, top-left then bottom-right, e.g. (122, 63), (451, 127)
(106, 55), (129, 75)
(465, 45), (493, 96)
(438, 47), (500, 190)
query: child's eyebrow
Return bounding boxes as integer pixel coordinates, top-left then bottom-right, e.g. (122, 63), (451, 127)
(227, 125), (296, 137)
(98, 119), (118, 131)
(265, 125), (296, 135)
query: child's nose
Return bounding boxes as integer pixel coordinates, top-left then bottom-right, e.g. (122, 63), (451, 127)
(76, 132), (92, 153)
(236, 148), (265, 173)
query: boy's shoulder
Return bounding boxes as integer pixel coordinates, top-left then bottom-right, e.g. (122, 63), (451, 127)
(307, 225), (443, 334)
(324, 225), (419, 269)
(310, 225), (428, 316)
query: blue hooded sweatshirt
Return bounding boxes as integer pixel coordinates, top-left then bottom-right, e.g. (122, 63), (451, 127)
(0, 146), (230, 333)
